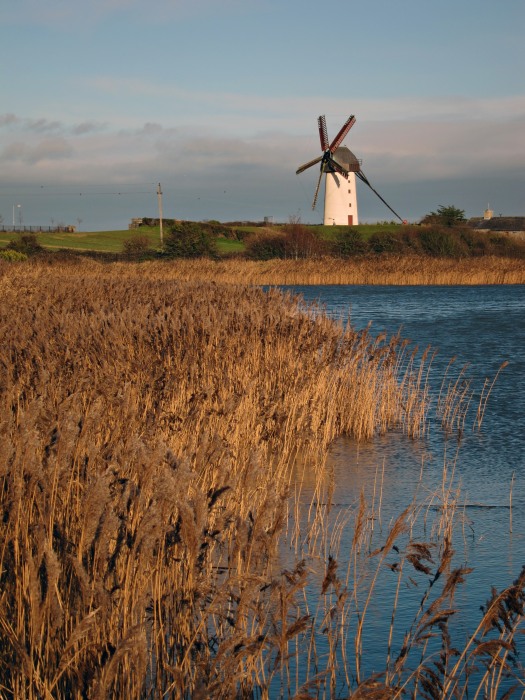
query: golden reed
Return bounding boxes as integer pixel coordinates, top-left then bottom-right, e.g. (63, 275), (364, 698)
(0, 260), (522, 698)
(127, 254), (525, 286)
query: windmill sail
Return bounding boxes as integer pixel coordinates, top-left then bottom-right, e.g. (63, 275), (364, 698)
(296, 155), (323, 175)
(329, 115), (356, 152)
(318, 115), (329, 152)
(295, 112), (404, 225)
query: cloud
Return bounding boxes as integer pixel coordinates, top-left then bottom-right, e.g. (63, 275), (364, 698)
(1, 94), (524, 215)
(1, 137), (74, 165)
(353, 117), (525, 182)
(0, 113), (106, 137)
(71, 121), (107, 135)
(77, 75), (525, 137)
(26, 118), (63, 133)
(0, 113), (19, 127)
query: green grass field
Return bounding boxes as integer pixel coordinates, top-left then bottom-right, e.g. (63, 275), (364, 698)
(0, 228), (163, 253)
(0, 223), (402, 255)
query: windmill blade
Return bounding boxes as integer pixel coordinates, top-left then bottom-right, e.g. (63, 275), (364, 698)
(326, 157), (349, 179)
(312, 169), (324, 210)
(318, 115), (329, 152)
(356, 170), (404, 223)
(329, 114), (356, 153)
(296, 155), (323, 175)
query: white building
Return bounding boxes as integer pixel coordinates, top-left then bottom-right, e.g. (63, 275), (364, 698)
(323, 146), (360, 226)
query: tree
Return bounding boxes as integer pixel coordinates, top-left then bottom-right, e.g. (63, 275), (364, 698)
(122, 235), (152, 260)
(164, 221), (218, 258)
(421, 205), (466, 227)
(281, 219), (325, 259)
(331, 229), (369, 257)
(7, 233), (43, 256)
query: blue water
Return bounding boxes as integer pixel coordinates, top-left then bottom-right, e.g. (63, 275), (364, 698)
(280, 285), (525, 696)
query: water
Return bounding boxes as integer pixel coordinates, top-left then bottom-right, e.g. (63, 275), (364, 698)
(280, 285), (525, 695)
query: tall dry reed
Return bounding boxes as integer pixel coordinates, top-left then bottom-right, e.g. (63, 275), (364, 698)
(0, 260), (521, 698)
(94, 255), (525, 286)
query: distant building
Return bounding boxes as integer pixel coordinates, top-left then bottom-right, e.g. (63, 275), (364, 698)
(468, 216), (525, 236)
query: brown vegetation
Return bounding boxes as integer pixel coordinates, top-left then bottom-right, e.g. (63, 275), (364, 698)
(123, 255), (525, 285)
(0, 261), (523, 698)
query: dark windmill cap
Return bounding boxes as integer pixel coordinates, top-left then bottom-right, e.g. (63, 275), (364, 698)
(333, 146), (361, 172)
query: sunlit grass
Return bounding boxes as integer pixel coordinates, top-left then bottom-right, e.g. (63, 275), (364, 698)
(0, 227), (163, 252)
(0, 223), (405, 254)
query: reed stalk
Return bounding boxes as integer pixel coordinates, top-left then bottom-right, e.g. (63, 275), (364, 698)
(0, 260), (521, 699)
(82, 256), (525, 286)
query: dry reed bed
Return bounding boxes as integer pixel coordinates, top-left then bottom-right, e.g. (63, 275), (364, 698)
(0, 261), (523, 698)
(123, 255), (525, 286)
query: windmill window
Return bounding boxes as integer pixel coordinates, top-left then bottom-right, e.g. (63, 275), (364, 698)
(349, 203), (352, 208)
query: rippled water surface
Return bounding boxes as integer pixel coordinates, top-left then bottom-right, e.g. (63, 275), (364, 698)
(280, 284), (525, 692)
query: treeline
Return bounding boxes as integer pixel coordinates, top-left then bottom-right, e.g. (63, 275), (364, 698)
(152, 220), (525, 261)
(2, 221), (525, 264)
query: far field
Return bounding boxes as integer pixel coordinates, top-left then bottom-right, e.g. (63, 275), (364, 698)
(2, 222), (524, 285)
(0, 223), (401, 255)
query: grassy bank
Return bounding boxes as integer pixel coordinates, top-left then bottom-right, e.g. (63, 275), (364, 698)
(1, 262), (523, 698)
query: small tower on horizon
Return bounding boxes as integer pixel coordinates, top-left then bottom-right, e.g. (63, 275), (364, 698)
(484, 204), (494, 220)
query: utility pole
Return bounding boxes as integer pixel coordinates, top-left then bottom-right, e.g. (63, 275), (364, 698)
(157, 183), (163, 247)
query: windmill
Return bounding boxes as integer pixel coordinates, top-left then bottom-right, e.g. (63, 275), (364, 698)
(296, 114), (404, 225)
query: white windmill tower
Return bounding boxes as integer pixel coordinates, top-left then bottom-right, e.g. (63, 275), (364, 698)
(296, 113), (404, 225)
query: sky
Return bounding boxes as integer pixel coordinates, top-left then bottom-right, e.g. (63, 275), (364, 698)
(1, 0), (524, 230)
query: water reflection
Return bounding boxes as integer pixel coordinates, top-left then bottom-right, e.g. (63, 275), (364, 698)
(278, 285), (525, 693)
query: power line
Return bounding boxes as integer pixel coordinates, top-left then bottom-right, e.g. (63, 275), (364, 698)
(0, 183), (157, 197)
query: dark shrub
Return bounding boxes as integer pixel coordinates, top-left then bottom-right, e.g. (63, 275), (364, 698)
(245, 230), (287, 260)
(164, 222), (218, 258)
(7, 233), (43, 256)
(397, 226), (425, 254)
(487, 233), (525, 258)
(459, 229), (491, 256)
(418, 227), (468, 257)
(369, 231), (404, 254)
(122, 235), (152, 260)
(331, 229), (369, 257)
(281, 222), (326, 259)
(200, 221), (237, 239)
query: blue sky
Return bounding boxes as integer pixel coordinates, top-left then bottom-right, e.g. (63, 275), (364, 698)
(1, 0), (524, 230)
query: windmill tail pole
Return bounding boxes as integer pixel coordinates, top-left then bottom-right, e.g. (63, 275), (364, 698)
(357, 170), (405, 224)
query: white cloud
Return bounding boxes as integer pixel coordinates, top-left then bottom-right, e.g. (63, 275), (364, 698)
(1, 92), (524, 197)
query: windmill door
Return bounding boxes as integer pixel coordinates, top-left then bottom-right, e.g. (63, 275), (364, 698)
(348, 215), (353, 226)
